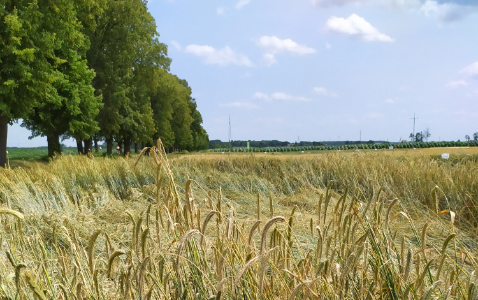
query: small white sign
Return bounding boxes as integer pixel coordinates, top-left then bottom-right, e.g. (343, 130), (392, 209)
(302, 151), (304, 153)
(389, 146), (394, 150)
(441, 153), (449, 159)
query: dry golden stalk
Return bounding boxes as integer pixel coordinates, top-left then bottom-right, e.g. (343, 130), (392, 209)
(58, 284), (69, 300)
(269, 194), (274, 218)
(185, 179), (195, 228)
(217, 249), (227, 283)
(423, 280), (443, 300)
(323, 181), (333, 224)
(289, 279), (319, 300)
(87, 230), (102, 274)
(107, 250), (125, 278)
(248, 220), (262, 247)
(317, 193), (323, 225)
(175, 229), (200, 274)
(141, 228), (150, 259)
(404, 248), (412, 282)
(138, 256), (151, 297)
(23, 271), (47, 300)
(385, 198), (398, 228)
(217, 187), (222, 213)
(76, 282), (84, 300)
(226, 209), (235, 240)
(15, 263), (26, 294)
(200, 210), (220, 247)
(235, 255), (260, 285)
(207, 191), (214, 210)
(261, 216), (286, 254)
(257, 193), (261, 225)
(0, 207), (24, 220)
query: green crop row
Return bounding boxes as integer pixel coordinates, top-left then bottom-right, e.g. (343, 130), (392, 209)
(212, 140), (478, 153)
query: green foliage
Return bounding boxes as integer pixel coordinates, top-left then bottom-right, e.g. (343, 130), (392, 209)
(0, 0), (52, 120)
(20, 0), (102, 157)
(0, 0), (208, 162)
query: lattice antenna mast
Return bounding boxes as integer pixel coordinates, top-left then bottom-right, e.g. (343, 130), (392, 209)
(411, 113), (418, 138)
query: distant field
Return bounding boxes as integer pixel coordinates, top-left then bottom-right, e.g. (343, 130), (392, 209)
(6, 146), (108, 160)
(186, 146), (478, 159)
(7, 146), (478, 165)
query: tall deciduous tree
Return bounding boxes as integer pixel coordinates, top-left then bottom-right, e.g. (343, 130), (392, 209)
(0, 0), (58, 165)
(170, 78), (193, 151)
(149, 69), (177, 150)
(119, 2), (169, 155)
(188, 99), (209, 151)
(21, 0), (101, 157)
(85, 0), (169, 155)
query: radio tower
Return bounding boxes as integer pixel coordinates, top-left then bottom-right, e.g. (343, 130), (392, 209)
(411, 113), (418, 139)
(228, 115), (232, 152)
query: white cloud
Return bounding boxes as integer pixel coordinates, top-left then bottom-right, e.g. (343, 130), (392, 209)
(313, 86), (338, 97)
(257, 36), (316, 65)
(446, 80), (467, 88)
(421, 1), (477, 22)
(460, 62), (478, 78)
(385, 98), (395, 104)
(262, 53), (277, 66)
(311, 0), (477, 22)
(236, 0), (250, 9)
(326, 14), (394, 42)
(220, 102), (258, 109)
(387, 0), (421, 10)
(184, 45), (253, 67)
(170, 40), (182, 50)
(257, 36), (316, 55)
(252, 92), (269, 100)
(253, 92), (310, 102)
(310, 0), (370, 7)
(216, 7), (225, 15)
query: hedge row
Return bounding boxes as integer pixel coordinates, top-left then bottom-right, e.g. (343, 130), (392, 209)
(211, 140), (478, 153)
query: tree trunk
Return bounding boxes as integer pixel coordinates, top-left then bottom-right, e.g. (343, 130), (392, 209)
(106, 137), (113, 155)
(124, 138), (131, 157)
(76, 139), (84, 154)
(84, 138), (93, 154)
(117, 140), (122, 156)
(134, 142), (138, 153)
(0, 116), (9, 168)
(47, 133), (61, 158)
(94, 136), (99, 152)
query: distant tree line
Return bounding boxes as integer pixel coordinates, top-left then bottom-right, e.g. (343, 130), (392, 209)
(0, 0), (208, 166)
(210, 140), (388, 149)
(212, 140), (478, 153)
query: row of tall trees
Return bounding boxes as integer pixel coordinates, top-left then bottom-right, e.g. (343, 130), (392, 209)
(0, 0), (208, 166)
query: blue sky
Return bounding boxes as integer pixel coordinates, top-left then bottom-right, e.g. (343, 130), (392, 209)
(8, 0), (478, 146)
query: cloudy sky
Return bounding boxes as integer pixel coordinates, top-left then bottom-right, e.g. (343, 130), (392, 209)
(9, 0), (478, 146)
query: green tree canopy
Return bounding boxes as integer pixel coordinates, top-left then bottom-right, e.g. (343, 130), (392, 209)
(21, 0), (101, 157)
(0, 0), (60, 164)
